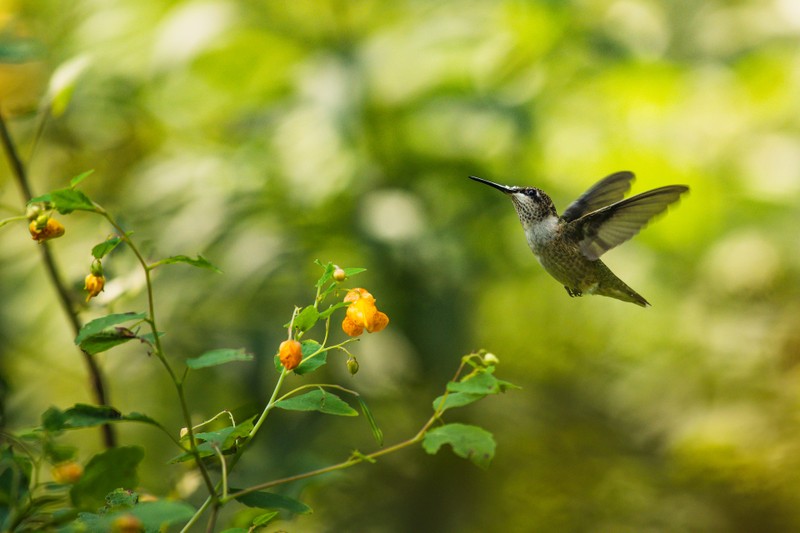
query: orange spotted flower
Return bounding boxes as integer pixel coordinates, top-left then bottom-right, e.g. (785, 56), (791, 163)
(29, 216), (65, 243)
(342, 288), (389, 337)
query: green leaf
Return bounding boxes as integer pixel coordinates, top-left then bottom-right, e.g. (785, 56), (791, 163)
(170, 416), (255, 463)
(195, 426), (238, 449)
(186, 348), (254, 369)
(139, 331), (165, 345)
(314, 260), (335, 288)
(448, 367), (519, 395)
(356, 396), (384, 446)
(29, 188), (95, 214)
(422, 423), (496, 469)
(296, 340), (327, 375)
(152, 254), (222, 272)
(343, 267), (367, 277)
(91, 236), (122, 259)
(432, 392), (484, 412)
(134, 500), (195, 529)
(40, 404), (161, 432)
(70, 447), (144, 510)
(104, 487), (138, 509)
(44, 404), (121, 429)
(318, 301), (348, 319)
(233, 490), (312, 515)
(75, 312), (146, 345)
(0, 447), (32, 509)
(68, 500), (195, 533)
(275, 389), (358, 416)
(292, 305), (319, 333)
(69, 169), (95, 188)
(432, 368), (518, 412)
(253, 511), (280, 526)
(78, 327), (137, 355)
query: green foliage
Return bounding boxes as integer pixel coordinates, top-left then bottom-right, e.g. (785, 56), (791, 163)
(41, 404), (161, 431)
(2, 175), (513, 528)
(74, 313), (146, 345)
(70, 447), (144, 510)
(186, 348), (254, 369)
(150, 254), (222, 272)
(275, 389), (359, 416)
(28, 188), (95, 214)
(90, 236), (122, 259)
(423, 424), (496, 469)
(233, 490), (312, 515)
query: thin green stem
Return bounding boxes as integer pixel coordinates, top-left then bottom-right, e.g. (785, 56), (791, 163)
(275, 383), (358, 404)
(213, 444), (228, 500)
(250, 368), (288, 439)
(0, 111), (116, 448)
(98, 209), (217, 497)
(222, 357), (472, 502)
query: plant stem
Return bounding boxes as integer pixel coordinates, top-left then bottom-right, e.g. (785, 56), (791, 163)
(98, 210), (218, 497)
(222, 358), (471, 502)
(0, 112), (116, 448)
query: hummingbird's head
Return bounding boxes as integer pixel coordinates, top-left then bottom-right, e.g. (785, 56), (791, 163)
(469, 175), (556, 222)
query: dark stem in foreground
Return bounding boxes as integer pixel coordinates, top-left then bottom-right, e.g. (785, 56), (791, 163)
(0, 112), (116, 448)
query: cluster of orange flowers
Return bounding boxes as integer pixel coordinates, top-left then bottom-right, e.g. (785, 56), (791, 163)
(278, 286), (389, 372)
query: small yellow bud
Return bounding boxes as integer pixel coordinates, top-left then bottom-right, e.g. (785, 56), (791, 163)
(179, 427), (189, 439)
(111, 514), (143, 533)
(482, 352), (499, 366)
(333, 266), (347, 282)
(84, 273), (105, 302)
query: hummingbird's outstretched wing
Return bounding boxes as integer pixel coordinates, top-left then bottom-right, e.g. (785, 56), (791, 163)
(573, 185), (689, 261)
(560, 171), (635, 222)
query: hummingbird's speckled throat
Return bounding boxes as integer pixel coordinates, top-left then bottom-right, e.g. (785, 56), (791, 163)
(469, 172), (689, 307)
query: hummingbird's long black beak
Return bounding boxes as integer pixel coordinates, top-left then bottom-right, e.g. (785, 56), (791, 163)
(469, 175), (515, 194)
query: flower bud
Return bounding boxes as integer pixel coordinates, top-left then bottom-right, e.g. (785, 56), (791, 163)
(29, 216), (65, 243)
(90, 258), (104, 276)
(179, 427), (189, 439)
(52, 461), (83, 484)
(84, 273), (105, 302)
(333, 266), (347, 282)
(25, 203), (43, 220)
(346, 356), (359, 375)
(279, 339), (303, 370)
(482, 352), (499, 366)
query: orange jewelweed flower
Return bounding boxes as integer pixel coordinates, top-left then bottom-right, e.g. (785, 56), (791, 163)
(342, 288), (389, 337)
(84, 273), (105, 302)
(29, 217), (65, 243)
(279, 339), (303, 370)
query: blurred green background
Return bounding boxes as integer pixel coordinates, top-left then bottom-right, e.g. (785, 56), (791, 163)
(2, 0), (800, 531)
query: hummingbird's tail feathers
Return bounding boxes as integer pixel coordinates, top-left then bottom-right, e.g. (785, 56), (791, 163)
(560, 171), (635, 222)
(576, 185), (689, 261)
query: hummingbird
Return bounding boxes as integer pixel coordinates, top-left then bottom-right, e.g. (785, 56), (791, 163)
(469, 171), (688, 307)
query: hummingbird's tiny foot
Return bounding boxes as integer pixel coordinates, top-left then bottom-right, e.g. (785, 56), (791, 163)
(565, 286), (582, 298)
